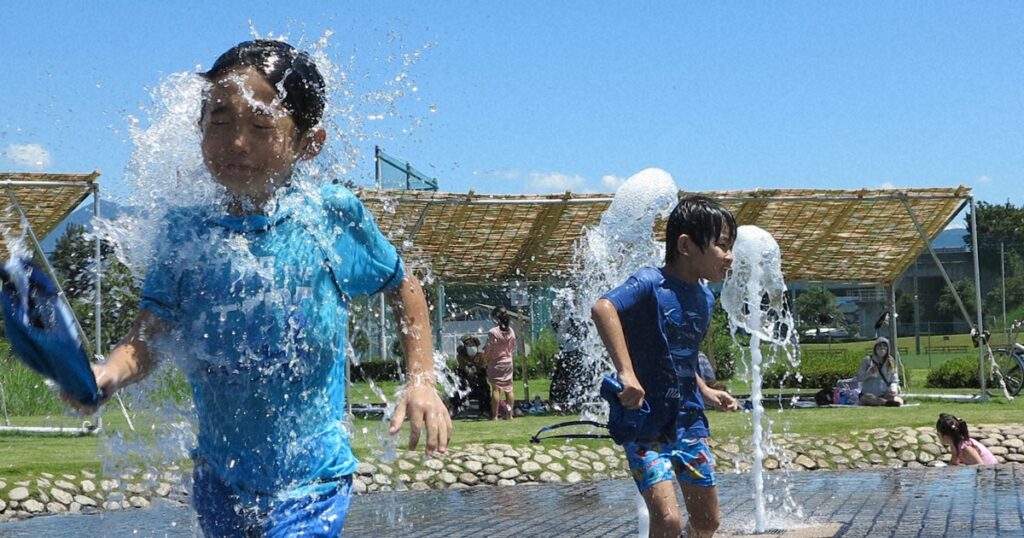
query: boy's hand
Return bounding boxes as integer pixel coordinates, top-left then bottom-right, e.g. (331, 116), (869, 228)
(705, 389), (738, 411)
(616, 371), (646, 410)
(62, 363), (118, 415)
(389, 382), (453, 456)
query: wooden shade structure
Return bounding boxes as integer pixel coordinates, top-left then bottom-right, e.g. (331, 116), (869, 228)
(0, 171), (99, 259)
(360, 186), (972, 286)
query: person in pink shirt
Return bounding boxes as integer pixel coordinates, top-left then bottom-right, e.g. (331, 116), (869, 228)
(936, 413), (999, 465)
(485, 306), (517, 420)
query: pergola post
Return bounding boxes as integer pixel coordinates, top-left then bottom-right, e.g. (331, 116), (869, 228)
(969, 197), (986, 399)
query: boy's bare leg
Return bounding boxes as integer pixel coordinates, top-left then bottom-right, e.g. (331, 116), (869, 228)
(641, 481), (682, 538)
(490, 389), (500, 420)
(505, 391), (515, 420)
(680, 482), (720, 538)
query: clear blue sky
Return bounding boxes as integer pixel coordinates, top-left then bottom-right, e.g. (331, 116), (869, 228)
(3, 2), (1022, 216)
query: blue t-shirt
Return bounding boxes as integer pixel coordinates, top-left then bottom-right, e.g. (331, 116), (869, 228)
(602, 267), (715, 440)
(140, 184), (403, 502)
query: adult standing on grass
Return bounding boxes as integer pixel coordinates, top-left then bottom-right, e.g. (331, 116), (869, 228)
(485, 306), (516, 420)
(857, 337), (903, 407)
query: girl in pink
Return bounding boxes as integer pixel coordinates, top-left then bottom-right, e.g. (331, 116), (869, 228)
(936, 413), (999, 465)
(485, 306), (517, 420)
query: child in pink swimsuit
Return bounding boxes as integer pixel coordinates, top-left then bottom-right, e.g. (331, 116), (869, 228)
(485, 306), (516, 420)
(936, 413), (998, 465)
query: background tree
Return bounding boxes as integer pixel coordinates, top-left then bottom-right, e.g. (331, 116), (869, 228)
(936, 279), (976, 322)
(50, 223), (140, 355)
(794, 287), (843, 333)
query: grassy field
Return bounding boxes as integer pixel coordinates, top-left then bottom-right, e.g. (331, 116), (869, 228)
(2, 331), (1016, 486)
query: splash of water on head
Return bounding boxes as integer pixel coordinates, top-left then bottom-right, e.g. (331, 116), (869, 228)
(555, 168), (678, 415)
(720, 225), (801, 533)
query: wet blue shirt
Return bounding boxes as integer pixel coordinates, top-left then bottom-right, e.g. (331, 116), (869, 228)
(602, 267), (715, 440)
(140, 184), (403, 502)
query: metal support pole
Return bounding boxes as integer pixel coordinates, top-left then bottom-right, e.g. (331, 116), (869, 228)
(379, 293), (387, 360)
(913, 258), (921, 355)
(93, 185), (102, 355)
(435, 284), (445, 353)
(374, 145), (383, 190)
(888, 284), (904, 390)
(969, 197), (987, 399)
(1001, 242), (1007, 333)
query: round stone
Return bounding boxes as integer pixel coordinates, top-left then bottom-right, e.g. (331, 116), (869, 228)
(482, 464), (504, 475)
(357, 462), (376, 475)
(539, 472), (561, 483)
(547, 449), (564, 459)
(566, 472), (583, 484)
(592, 462), (607, 472)
(464, 460), (483, 473)
(498, 468), (521, 480)
(483, 475), (498, 485)
(424, 459), (444, 471)
(50, 488), (73, 505)
(439, 472), (457, 485)
(129, 496), (150, 509)
(397, 460), (416, 471)
(497, 479), (516, 487)
(372, 474), (390, 485)
(597, 447), (616, 457)
(521, 461), (542, 473)
(410, 482), (430, 491)
(22, 499), (45, 513)
(534, 454), (552, 464)
(73, 495), (97, 507)
(352, 479), (367, 494)
(497, 457), (517, 467)
(458, 473), (479, 486)
(447, 483), (470, 489)
(8, 487), (29, 502)
(568, 461), (591, 471)
(547, 462), (565, 473)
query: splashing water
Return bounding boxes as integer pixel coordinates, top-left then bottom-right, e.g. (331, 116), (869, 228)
(720, 225), (800, 533)
(557, 168), (678, 416)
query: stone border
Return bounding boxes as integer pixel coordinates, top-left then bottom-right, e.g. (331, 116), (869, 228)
(3, 423), (1022, 522)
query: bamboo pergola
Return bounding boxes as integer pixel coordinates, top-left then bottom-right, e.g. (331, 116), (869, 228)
(362, 185), (988, 396)
(360, 186), (972, 286)
(0, 172), (99, 259)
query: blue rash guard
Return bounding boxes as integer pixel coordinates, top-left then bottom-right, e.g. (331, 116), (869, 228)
(140, 183), (403, 504)
(602, 267), (715, 440)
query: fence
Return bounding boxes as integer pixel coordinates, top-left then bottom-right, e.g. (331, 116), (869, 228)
(374, 146), (438, 191)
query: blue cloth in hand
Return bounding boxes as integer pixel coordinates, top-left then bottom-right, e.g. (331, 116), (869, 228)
(0, 258), (101, 407)
(600, 375), (650, 445)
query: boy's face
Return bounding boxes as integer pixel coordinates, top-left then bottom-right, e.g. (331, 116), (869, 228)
(199, 67), (313, 202)
(682, 228), (734, 283)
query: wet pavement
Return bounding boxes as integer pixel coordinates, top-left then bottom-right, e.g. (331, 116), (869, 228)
(346, 465), (1024, 537)
(1, 465), (1021, 536)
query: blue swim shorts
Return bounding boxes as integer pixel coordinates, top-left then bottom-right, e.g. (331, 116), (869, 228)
(192, 460), (353, 537)
(624, 436), (716, 492)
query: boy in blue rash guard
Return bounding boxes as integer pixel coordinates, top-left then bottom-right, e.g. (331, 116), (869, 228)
(592, 195), (739, 538)
(73, 40), (451, 537)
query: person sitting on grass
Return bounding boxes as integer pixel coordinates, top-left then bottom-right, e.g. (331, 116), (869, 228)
(592, 195), (740, 538)
(856, 337), (903, 407)
(936, 413), (998, 465)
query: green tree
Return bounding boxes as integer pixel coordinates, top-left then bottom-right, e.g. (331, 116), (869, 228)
(50, 224), (140, 354)
(936, 279), (976, 321)
(794, 288), (843, 333)
(701, 303), (736, 380)
(965, 201), (1024, 274)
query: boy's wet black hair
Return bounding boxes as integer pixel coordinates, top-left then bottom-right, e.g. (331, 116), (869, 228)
(201, 40), (326, 134)
(664, 195), (737, 264)
(936, 413), (969, 447)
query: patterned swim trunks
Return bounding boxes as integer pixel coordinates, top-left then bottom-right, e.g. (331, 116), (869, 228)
(624, 436), (716, 491)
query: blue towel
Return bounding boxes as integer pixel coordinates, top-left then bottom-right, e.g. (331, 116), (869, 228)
(0, 258), (101, 407)
(599, 375), (650, 445)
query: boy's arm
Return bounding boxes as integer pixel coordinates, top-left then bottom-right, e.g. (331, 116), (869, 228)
(69, 310), (165, 414)
(591, 298), (645, 409)
(696, 371), (738, 411)
(386, 275), (452, 456)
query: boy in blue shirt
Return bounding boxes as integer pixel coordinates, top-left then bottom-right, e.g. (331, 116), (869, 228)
(74, 40), (451, 537)
(592, 195), (738, 538)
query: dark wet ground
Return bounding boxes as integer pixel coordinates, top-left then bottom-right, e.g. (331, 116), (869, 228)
(1, 465), (1022, 537)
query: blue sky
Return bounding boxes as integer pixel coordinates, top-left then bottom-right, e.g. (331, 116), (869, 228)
(3, 2), (1023, 220)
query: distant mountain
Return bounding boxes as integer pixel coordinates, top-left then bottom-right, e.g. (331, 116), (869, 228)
(932, 228), (969, 249)
(40, 199), (126, 254)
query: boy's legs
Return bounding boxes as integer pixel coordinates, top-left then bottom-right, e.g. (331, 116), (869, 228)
(641, 481), (683, 537)
(504, 388), (515, 420)
(263, 477), (353, 538)
(490, 386), (501, 420)
(680, 483), (720, 538)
